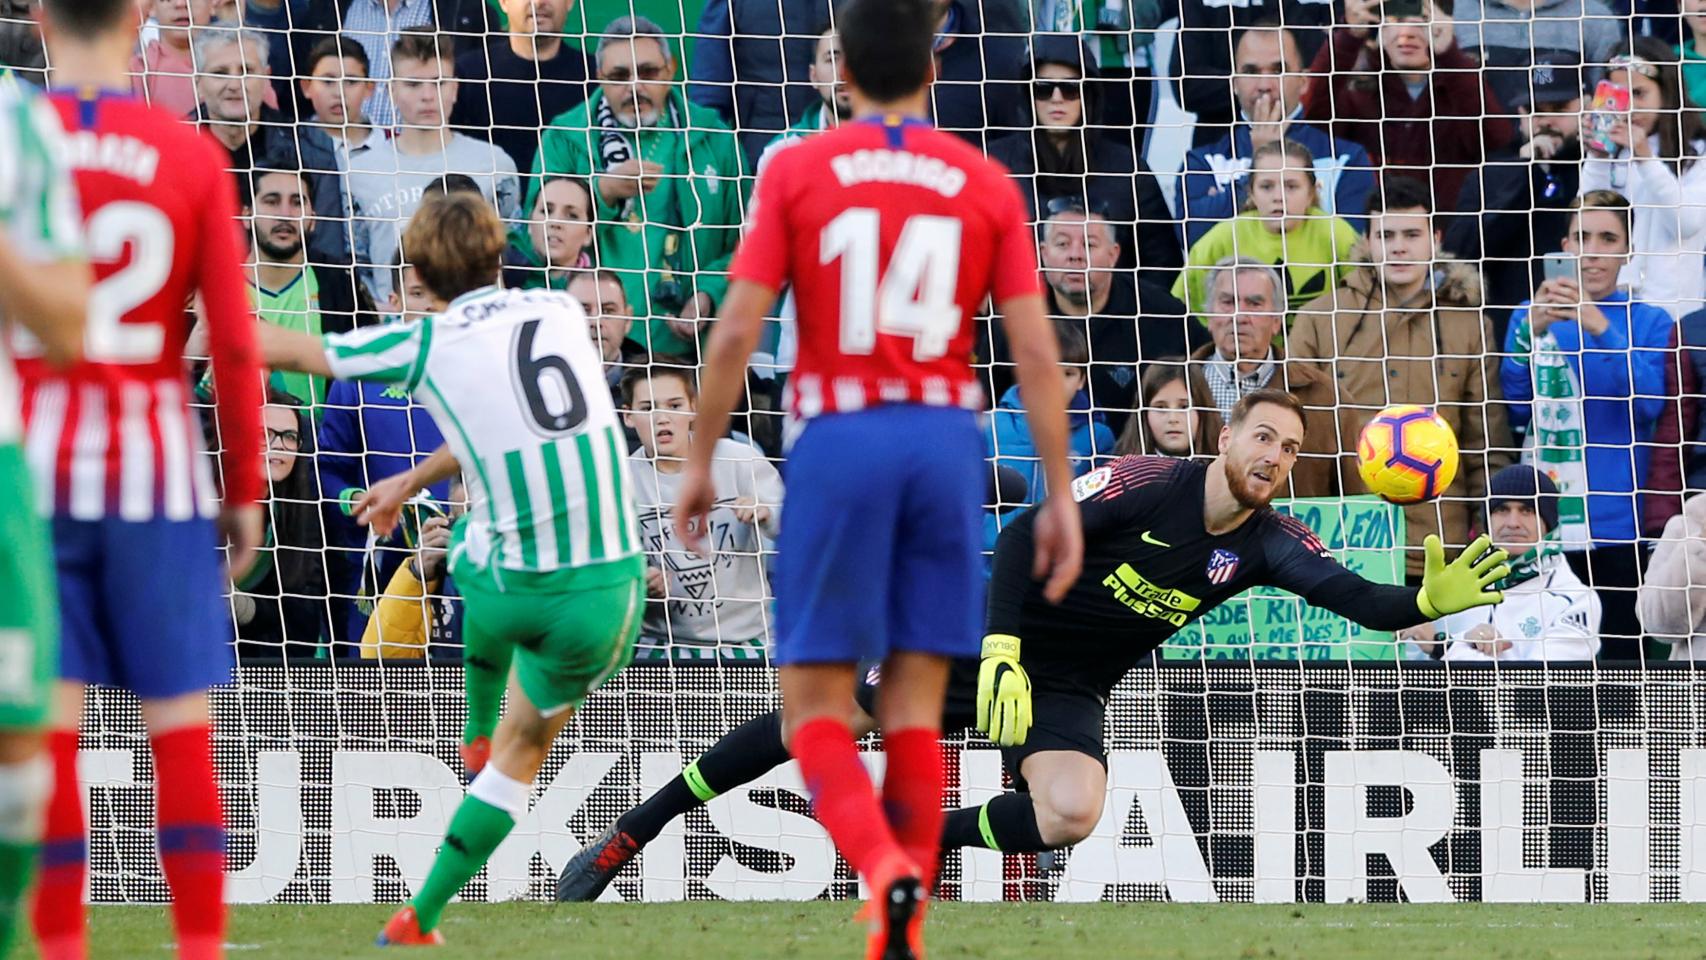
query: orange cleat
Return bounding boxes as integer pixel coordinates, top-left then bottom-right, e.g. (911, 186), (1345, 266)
(864, 873), (925, 960)
(376, 906), (444, 947)
(460, 736), (491, 775)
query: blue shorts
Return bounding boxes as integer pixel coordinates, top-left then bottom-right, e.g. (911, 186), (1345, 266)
(773, 405), (984, 665)
(52, 516), (233, 699)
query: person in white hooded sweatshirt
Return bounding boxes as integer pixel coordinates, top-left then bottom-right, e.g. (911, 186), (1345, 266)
(1579, 39), (1706, 319)
(1639, 490), (1706, 660)
(1431, 465), (1602, 662)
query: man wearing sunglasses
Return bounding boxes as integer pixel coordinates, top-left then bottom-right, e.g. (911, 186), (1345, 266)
(986, 34), (1180, 290)
(531, 14), (747, 362)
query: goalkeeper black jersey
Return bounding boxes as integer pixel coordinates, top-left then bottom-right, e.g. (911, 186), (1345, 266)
(987, 456), (1427, 693)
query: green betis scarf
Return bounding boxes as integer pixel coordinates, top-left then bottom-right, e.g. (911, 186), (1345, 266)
(1492, 531), (1564, 592)
(1515, 320), (1592, 547)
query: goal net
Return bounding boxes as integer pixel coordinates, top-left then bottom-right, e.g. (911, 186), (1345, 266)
(5, 0), (1705, 906)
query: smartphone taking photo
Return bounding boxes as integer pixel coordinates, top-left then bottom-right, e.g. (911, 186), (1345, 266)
(1541, 253), (1579, 287)
(1584, 80), (1632, 155)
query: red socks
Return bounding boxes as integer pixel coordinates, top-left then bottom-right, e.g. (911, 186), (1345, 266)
(33, 730), (85, 960)
(32, 727), (226, 960)
(880, 728), (944, 893)
(789, 717), (911, 883)
(151, 725), (225, 960)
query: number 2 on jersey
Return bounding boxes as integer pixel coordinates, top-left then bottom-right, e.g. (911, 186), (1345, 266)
(9, 201), (172, 363)
(84, 201), (171, 363)
(819, 207), (963, 361)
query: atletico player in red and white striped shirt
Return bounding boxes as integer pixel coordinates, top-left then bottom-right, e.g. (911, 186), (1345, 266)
(18, 5), (264, 960)
(16, 94), (263, 522)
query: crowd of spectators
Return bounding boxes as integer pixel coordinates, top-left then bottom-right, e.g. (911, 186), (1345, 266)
(10, 0), (1706, 665)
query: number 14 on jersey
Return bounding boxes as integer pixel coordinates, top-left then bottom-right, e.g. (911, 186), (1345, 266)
(819, 207), (963, 361)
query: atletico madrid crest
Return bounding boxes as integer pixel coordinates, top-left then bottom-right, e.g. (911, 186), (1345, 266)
(1206, 549), (1241, 585)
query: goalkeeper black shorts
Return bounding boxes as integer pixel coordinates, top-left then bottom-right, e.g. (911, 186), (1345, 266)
(853, 658), (1107, 791)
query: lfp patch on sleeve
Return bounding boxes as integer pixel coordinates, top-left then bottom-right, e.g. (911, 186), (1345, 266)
(1072, 466), (1111, 502)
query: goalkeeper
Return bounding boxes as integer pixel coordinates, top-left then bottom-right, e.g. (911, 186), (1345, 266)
(559, 389), (1508, 898)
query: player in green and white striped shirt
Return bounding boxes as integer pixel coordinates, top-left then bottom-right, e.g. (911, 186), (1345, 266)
(0, 73), (90, 959)
(260, 192), (642, 947)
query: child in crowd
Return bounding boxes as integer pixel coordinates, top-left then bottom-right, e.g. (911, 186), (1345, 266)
(1115, 361), (1197, 457)
(624, 363), (783, 663)
(983, 325), (1114, 551)
(1174, 138), (1360, 318)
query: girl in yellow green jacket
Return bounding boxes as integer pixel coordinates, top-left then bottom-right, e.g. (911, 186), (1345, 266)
(1173, 138), (1360, 320)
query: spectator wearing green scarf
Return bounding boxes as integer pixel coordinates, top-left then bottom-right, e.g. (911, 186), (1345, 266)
(530, 15), (747, 359)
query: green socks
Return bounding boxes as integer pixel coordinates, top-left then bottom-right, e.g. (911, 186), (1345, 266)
(0, 838), (37, 956)
(411, 767), (530, 932)
(462, 630), (514, 746)
(0, 756), (49, 957)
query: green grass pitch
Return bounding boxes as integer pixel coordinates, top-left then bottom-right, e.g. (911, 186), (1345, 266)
(24, 903), (1706, 959)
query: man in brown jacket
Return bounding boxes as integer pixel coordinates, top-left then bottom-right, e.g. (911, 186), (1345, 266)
(1289, 177), (1512, 579)
(1183, 256), (1338, 498)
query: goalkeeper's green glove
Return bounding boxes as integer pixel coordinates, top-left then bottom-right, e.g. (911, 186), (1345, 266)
(1416, 534), (1511, 619)
(975, 633), (1032, 747)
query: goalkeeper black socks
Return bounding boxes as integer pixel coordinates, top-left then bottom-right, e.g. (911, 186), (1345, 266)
(617, 710), (789, 845)
(940, 793), (1049, 853)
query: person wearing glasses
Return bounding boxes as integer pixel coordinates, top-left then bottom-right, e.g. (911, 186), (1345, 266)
(531, 15), (747, 360)
(231, 389), (331, 661)
(986, 33), (1179, 289)
(1177, 20), (1375, 249)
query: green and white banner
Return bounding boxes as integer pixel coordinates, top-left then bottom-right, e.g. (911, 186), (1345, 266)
(1163, 496), (1407, 661)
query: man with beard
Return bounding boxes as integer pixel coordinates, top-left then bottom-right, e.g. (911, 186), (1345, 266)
(243, 163), (375, 410)
(530, 15), (746, 360)
(755, 22), (851, 172)
(557, 388), (1512, 899)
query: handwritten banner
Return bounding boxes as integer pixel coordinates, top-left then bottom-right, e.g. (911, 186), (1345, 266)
(1163, 496), (1407, 661)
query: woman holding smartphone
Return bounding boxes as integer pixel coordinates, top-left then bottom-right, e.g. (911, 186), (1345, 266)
(1580, 37), (1706, 318)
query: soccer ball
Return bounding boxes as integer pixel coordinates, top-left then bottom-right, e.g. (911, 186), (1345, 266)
(1356, 405), (1460, 505)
